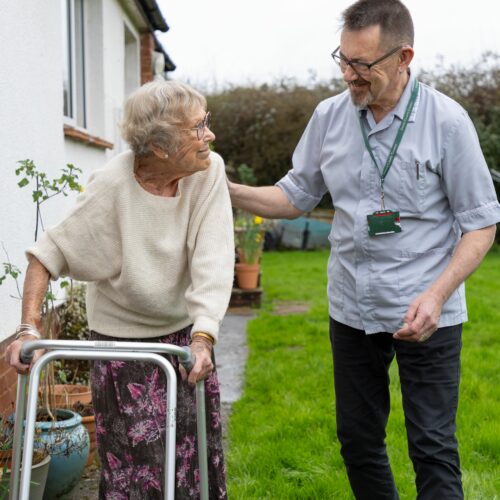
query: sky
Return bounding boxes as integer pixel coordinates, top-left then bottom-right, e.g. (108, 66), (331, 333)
(157, 0), (500, 91)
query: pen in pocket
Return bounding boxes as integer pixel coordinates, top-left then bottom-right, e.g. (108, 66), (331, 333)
(415, 160), (420, 180)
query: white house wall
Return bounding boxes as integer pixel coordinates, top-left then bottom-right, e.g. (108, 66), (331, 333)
(0, 1), (67, 340)
(0, 0), (144, 341)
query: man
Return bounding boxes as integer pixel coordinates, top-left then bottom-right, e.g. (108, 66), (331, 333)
(228, 0), (500, 498)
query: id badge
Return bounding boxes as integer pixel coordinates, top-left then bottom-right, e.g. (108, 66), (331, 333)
(367, 210), (402, 236)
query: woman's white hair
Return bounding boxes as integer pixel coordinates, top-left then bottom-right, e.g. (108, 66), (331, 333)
(120, 80), (207, 156)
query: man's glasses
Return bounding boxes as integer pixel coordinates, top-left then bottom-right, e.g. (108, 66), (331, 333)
(184, 111), (211, 140)
(331, 46), (402, 78)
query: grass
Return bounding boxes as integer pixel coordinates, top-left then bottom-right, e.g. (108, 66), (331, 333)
(226, 247), (500, 499)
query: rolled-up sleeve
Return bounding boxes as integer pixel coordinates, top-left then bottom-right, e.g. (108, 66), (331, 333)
(441, 110), (500, 233)
(276, 107), (328, 212)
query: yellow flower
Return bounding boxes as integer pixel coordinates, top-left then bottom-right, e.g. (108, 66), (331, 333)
(254, 216), (263, 225)
(79, 185), (85, 192)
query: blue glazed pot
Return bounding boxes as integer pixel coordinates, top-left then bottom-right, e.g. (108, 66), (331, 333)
(34, 408), (89, 499)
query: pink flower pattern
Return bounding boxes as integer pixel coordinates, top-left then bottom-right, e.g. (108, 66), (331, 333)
(90, 326), (227, 499)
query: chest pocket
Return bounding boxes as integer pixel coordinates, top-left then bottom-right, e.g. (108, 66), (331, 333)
(398, 161), (427, 216)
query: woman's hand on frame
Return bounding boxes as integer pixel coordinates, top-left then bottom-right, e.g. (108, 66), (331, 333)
(5, 336), (44, 375)
(180, 336), (214, 385)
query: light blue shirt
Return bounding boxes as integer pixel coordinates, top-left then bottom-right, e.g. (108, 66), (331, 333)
(277, 72), (500, 334)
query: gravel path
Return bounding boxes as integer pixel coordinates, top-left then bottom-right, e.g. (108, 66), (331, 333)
(64, 312), (250, 499)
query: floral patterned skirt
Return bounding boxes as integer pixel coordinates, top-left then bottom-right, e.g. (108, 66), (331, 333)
(89, 327), (227, 499)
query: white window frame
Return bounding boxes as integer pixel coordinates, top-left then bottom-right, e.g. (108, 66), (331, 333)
(123, 20), (140, 99)
(62, 0), (86, 128)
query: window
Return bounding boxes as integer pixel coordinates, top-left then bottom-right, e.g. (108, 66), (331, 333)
(62, 0), (86, 128)
(124, 24), (139, 99)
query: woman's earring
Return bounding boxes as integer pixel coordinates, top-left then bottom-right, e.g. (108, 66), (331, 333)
(164, 153), (169, 159)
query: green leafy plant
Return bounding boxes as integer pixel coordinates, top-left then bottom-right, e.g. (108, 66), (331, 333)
(0, 160), (84, 424)
(236, 163), (257, 186)
(0, 415), (14, 453)
(15, 159), (83, 247)
(54, 283), (90, 385)
(0, 263), (21, 288)
(13, 161), (84, 417)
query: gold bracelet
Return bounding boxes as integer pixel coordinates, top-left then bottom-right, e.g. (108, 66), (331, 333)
(192, 332), (215, 344)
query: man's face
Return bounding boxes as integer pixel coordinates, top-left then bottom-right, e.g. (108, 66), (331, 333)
(339, 25), (401, 108)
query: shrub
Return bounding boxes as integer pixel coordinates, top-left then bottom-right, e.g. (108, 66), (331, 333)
(208, 79), (344, 187)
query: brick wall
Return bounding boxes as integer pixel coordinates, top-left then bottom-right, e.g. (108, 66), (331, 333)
(0, 335), (19, 413)
(140, 33), (155, 85)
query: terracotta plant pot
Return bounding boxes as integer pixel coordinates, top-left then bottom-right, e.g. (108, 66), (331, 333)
(235, 263), (260, 289)
(81, 414), (96, 466)
(52, 384), (92, 408)
(0, 448), (12, 468)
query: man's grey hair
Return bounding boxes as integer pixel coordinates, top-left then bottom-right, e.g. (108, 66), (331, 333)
(120, 80), (206, 157)
(342, 0), (414, 48)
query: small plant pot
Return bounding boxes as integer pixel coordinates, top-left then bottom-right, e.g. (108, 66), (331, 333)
(235, 263), (260, 289)
(2, 452), (51, 500)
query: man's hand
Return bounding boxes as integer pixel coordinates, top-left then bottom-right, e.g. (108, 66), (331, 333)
(393, 290), (444, 342)
(394, 225), (496, 343)
(227, 180), (303, 220)
(179, 336), (214, 385)
(5, 336), (44, 374)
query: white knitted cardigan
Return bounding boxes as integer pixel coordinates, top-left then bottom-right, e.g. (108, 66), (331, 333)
(27, 151), (234, 342)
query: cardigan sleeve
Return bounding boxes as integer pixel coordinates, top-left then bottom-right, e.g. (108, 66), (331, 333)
(184, 154), (235, 342)
(26, 169), (122, 282)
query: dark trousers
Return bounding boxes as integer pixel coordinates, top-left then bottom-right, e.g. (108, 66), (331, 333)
(330, 318), (463, 500)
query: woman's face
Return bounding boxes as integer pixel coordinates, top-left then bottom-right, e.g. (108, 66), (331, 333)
(171, 107), (215, 174)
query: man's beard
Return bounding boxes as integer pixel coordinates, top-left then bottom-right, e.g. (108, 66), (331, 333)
(348, 79), (374, 108)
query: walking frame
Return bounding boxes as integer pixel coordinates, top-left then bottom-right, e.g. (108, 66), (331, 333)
(9, 339), (209, 500)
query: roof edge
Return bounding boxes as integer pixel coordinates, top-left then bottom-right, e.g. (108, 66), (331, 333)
(134, 0), (169, 32)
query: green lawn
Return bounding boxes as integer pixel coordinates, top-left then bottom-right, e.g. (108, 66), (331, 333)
(226, 247), (500, 499)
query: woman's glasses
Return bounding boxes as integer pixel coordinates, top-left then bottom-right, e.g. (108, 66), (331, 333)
(184, 112), (212, 140)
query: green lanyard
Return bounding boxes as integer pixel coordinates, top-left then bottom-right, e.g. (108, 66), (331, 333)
(359, 78), (419, 209)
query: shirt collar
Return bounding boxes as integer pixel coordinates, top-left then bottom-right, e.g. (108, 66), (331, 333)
(357, 69), (420, 123)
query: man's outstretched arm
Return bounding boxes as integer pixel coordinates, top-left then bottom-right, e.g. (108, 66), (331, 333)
(228, 181), (304, 219)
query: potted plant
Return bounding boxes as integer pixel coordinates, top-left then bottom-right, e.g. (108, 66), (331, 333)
(234, 211), (266, 289)
(1, 160), (90, 497)
(52, 282), (96, 467)
(0, 411), (51, 500)
(52, 282), (92, 408)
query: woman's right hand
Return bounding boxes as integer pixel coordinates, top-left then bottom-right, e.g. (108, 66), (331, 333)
(5, 334), (44, 374)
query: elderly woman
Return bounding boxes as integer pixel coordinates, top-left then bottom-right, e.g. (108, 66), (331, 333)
(6, 81), (234, 499)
